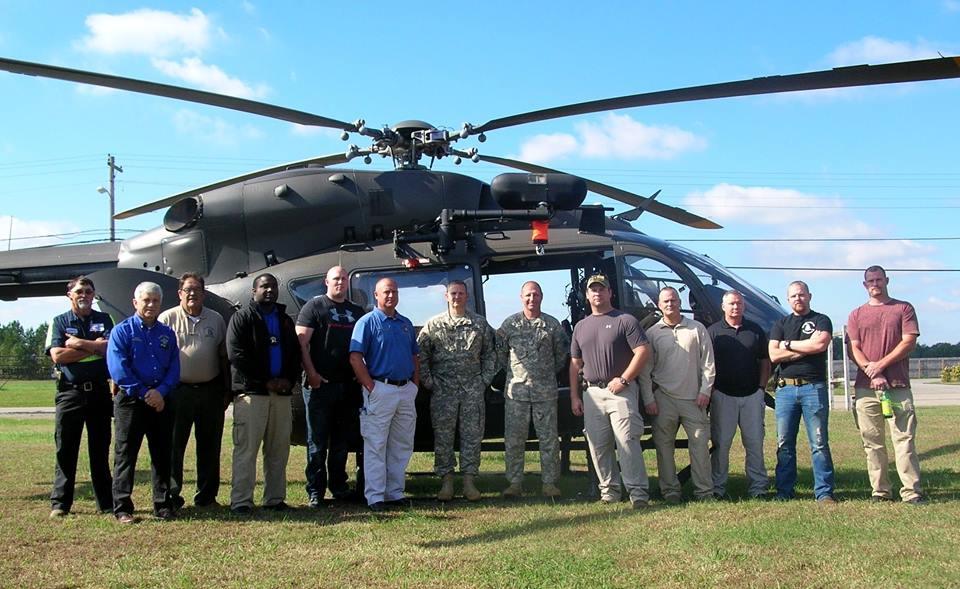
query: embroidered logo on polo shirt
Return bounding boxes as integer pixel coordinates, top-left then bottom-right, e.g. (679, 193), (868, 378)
(159, 335), (171, 349)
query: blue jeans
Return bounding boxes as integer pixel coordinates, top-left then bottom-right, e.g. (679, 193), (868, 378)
(774, 382), (835, 500)
(303, 382), (362, 501)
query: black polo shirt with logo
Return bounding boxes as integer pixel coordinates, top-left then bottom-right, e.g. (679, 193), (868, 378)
(707, 318), (768, 396)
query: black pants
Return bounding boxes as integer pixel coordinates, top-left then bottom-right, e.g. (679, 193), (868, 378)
(169, 380), (226, 507)
(51, 383), (113, 513)
(112, 393), (173, 515)
(303, 381), (363, 500)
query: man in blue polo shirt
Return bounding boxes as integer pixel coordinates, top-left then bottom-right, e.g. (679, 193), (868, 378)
(349, 277), (420, 511)
(107, 281), (180, 524)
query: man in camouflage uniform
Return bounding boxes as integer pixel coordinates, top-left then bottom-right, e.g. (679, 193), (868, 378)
(417, 280), (497, 501)
(497, 281), (569, 498)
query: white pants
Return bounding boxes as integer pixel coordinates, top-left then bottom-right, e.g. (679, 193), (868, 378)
(360, 381), (418, 505)
(583, 383), (648, 502)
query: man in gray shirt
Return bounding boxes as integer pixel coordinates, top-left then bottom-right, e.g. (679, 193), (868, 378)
(569, 274), (651, 508)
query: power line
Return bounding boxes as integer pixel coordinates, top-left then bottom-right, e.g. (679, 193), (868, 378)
(726, 266), (960, 272)
(669, 236), (960, 242)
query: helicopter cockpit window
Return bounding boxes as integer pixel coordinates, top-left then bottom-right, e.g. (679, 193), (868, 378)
(287, 275), (328, 307)
(351, 266), (475, 327)
(620, 255), (694, 326)
(664, 242), (781, 328)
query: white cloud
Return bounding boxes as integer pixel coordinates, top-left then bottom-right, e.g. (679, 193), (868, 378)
(515, 114), (706, 163)
(828, 36), (940, 66)
(77, 8), (212, 57)
(517, 133), (579, 162)
(927, 296), (960, 312)
(152, 57), (269, 99)
(172, 109), (263, 145)
(682, 183), (941, 274)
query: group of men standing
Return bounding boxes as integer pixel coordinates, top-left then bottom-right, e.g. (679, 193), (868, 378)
(45, 263), (925, 521)
(568, 268), (924, 507)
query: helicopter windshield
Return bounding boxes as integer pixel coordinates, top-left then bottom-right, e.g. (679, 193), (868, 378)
(350, 265), (476, 326)
(662, 241), (784, 329)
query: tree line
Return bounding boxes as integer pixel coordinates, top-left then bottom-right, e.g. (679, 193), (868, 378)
(0, 321), (53, 379)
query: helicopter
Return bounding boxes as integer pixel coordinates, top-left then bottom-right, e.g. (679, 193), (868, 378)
(1, 55), (958, 462)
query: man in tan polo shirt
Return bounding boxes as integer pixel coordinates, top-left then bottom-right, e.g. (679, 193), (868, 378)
(159, 272), (229, 509)
(639, 286), (716, 503)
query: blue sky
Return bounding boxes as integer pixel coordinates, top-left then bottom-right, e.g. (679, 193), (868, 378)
(1, 2), (959, 343)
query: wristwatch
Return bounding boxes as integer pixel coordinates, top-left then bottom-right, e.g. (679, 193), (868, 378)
(784, 340), (792, 351)
(616, 377), (629, 386)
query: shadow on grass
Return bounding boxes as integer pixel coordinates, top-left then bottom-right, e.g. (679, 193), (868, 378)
(417, 507), (646, 548)
(918, 442), (960, 462)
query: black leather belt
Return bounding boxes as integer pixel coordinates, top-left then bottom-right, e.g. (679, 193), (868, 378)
(180, 377), (220, 389)
(375, 378), (410, 387)
(58, 380), (102, 392)
(586, 380), (609, 388)
(778, 377), (822, 387)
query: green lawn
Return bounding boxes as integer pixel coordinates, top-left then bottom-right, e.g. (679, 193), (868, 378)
(0, 408), (957, 588)
(0, 379), (54, 407)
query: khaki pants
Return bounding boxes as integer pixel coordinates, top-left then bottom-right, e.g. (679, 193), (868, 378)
(583, 383), (648, 502)
(652, 391), (712, 500)
(854, 388), (922, 501)
(230, 392), (292, 509)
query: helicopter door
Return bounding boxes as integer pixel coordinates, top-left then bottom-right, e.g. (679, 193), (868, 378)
(614, 244), (719, 329)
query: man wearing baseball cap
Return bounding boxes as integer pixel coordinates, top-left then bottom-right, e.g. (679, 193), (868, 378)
(569, 274), (651, 508)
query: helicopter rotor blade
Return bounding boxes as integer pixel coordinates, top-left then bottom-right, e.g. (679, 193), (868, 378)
(614, 189), (662, 222)
(114, 152), (350, 220)
(472, 56), (960, 134)
(477, 154), (721, 229)
(0, 56), (356, 130)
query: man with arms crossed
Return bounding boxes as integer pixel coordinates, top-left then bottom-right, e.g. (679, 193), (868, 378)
(418, 280), (497, 502)
(46, 276), (114, 518)
(350, 278), (420, 512)
(639, 287), (716, 503)
(297, 266), (366, 506)
(768, 280), (836, 503)
(498, 281), (569, 498)
(569, 274), (651, 508)
(847, 265), (924, 504)
(707, 290), (771, 499)
(107, 282), (180, 523)
(159, 272), (229, 510)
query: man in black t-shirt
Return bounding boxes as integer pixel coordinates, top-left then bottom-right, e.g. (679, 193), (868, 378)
(768, 280), (836, 503)
(296, 266), (366, 506)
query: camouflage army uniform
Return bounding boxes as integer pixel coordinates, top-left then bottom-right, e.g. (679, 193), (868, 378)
(418, 309), (497, 476)
(497, 312), (569, 485)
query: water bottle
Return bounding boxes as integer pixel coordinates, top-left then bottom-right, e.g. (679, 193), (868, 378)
(880, 390), (894, 419)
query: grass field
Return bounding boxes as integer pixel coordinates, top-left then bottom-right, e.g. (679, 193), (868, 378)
(0, 380), (54, 407)
(0, 406), (958, 588)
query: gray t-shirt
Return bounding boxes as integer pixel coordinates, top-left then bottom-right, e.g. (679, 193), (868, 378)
(570, 310), (647, 382)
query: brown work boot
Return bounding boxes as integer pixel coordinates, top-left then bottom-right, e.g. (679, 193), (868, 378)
(542, 483), (562, 498)
(463, 475), (482, 501)
(502, 482), (524, 498)
(436, 474), (454, 502)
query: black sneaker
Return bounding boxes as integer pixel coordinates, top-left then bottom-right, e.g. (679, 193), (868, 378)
(263, 501), (289, 512)
(154, 507), (176, 521)
(368, 501), (386, 512)
(231, 505), (253, 516)
(905, 496), (928, 505)
(307, 496), (323, 509)
(631, 499), (649, 510)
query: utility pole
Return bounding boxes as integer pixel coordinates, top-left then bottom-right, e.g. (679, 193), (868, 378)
(98, 154), (123, 242)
